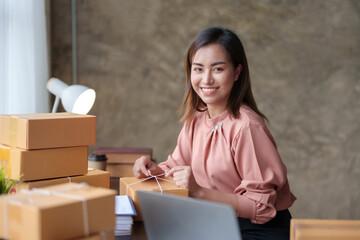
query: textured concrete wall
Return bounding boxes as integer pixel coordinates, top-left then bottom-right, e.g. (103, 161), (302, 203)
(50, 0), (360, 219)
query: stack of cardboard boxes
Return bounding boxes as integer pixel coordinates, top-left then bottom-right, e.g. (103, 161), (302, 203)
(93, 147), (152, 194)
(93, 147), (189, 222)
(0, 113), (110, 191)
(0, 113), (116, 240)
(92, 148), (189, 222)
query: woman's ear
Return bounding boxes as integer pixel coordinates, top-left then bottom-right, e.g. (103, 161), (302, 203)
(234, 64), (242, 81)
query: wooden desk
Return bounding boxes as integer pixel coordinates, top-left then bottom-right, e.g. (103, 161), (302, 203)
(116, 222), (147, 240)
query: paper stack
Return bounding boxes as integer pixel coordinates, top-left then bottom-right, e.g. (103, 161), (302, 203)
(115, 195), (137, 236)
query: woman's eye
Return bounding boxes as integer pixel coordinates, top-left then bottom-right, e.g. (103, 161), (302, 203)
(193, 68), (202, 72)
(213, 67), (224, 72)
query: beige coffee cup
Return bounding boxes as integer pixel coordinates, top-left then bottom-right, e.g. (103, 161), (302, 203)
(88, 154), (107, 171)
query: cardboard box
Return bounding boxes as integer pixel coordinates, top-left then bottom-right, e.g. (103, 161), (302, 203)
(106, 164), (135, 195)
(94, 147), (152, 164)
(0, 113), (96, 149)
(106, 163), (134, 178)
(72, 230), (114, 240)
(12, 169), (110, 192)
(119, 177), (188, 221)
(290, 219), (360, 240)
(109, 177), (120, 195)
(93, 147), (153, 194)
(94, 147), (153, 177)
(0, 144), (88, 181)
(0, 182), (116, 240)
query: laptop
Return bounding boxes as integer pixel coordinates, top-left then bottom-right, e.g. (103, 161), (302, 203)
(137, 191), (242, 240)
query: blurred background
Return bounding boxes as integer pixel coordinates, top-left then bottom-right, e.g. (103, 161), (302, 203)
(2, 0), (359, 220)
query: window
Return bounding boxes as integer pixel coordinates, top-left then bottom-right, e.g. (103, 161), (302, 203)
(0, 0), (49, 114)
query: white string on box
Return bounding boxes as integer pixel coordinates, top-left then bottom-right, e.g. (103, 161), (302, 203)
(68, 176), (72, 183)
(153, 175), (163, 193)
(125, 173), (176, 196)
(3, 183), (91, 239)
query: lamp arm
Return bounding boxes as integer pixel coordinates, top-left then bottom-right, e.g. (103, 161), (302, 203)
(52, 96), (61, 113)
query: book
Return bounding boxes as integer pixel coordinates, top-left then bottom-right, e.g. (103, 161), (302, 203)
(115, 195), (137, 216)
(115, 195), (137, 236)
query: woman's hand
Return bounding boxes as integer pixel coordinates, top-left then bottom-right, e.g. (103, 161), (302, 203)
(133, 156), (164, 178)
(165, 166), (200, 194)
(165, 166), (238, 211)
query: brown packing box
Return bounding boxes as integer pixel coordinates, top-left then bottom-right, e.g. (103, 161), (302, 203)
(106, 163), (134, 178)
(0, 182), (116, 240)
(290, 219), (360, 240)
(119, 177), (188, 221)
(95, 147), (153, 177)
(72, 230), (114, 240)
(94, 147), (152, 164)
(93, 147), (153, 195)
(13, 169), (110, 192)
(105, 163), (135, 195)
(0, 113), (96, 149)
(0, 144), (88, 181)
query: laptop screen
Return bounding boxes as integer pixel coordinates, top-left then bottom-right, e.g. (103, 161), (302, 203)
(137, 191), (242, 240)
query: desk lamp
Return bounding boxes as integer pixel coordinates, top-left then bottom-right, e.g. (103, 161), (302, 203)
(47, 77), (96, 114)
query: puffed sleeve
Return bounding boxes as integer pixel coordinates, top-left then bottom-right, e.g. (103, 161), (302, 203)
(232, 122), (288, 224)
(158, 124), (192, 172)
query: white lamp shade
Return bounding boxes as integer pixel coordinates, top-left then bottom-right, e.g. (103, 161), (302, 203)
(47, 78), (96, 114)
(47, 78), (68, 96)
(62, 85), (96, 114)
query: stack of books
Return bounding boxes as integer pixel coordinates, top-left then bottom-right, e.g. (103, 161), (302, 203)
(115, 195), (137, 236)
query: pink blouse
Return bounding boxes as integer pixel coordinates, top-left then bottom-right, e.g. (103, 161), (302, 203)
(159, 105), (296, 224)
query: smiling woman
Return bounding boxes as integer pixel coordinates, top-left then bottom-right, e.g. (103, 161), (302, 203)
(190, 44), (241, 118)
(180, 27), (268, 126)
(133, 27), (296, 240)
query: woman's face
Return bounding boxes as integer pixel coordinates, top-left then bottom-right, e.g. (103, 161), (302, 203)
(191, 43), (241, 118)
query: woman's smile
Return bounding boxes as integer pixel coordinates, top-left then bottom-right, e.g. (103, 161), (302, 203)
(200, 87), (219, 95)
